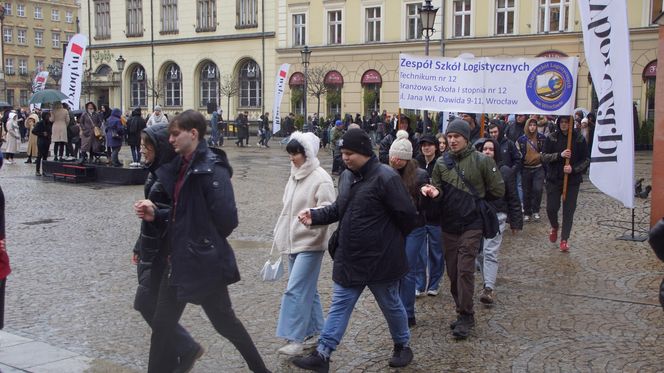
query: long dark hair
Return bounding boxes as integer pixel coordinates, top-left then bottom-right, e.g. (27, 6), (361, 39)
(398, 159), (422, 202)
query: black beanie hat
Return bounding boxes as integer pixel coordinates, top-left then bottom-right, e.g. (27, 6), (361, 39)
(460, 112), (476, 121)
(445, 118), (471, 140)
(418, 134), (437, 146)
(340, 128), (373, 156)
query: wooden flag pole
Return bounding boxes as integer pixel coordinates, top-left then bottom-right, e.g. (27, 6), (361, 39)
(562, 115), (574, 202)
(479, 113), (485, 138)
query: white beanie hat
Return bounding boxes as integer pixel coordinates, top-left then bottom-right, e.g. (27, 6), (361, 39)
(389, 130), (413, 160)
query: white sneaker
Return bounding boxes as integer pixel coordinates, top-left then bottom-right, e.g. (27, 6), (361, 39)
(524, 215), (531, 222)
(302, 335), (318, 348)
(427, 289), (439, 296)
(5, 160), (13, 164)
(415, 290), (424, 297)
(277, 342), (304, 356)
(533, 213), (541, 221)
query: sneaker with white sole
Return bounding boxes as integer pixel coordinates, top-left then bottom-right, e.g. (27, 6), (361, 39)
(427, 288), (439, 296)
(533, 213), (541, 221)
(415, 290), (424, 297)
(524, 215), (531, 222)
(278, 342), (305, 356)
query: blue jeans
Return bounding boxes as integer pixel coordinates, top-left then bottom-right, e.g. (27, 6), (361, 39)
(276, 251), (325, 342)
(210, 123), (219, 145)
(110, 146), (121, 166)
(317, 280), (409, 358)
(130, 145), (141, 163)
(400, 226), (426, 319)
(416, 225), (444, 292)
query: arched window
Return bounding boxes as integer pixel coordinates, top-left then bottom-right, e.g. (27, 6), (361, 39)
(289, 72), (305, 115)
(325, 70), (343, 117)
(361, 69), (382, 114)
(95, 64), (112, 76)
(643, 60), (657, 121)
(239, 60), (261, 108)
(130, 65), (147, 108)
(164, 63), (182, 107)
(200, 62), (219, 108)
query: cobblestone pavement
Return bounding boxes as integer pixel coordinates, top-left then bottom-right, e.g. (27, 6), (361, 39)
(0, 141), (661, 372)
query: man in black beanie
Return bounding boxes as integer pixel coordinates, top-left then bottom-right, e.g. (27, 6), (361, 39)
(293, 127), (419, 371)
(420, 118), (505, 339)
(459, 112), (481, 143)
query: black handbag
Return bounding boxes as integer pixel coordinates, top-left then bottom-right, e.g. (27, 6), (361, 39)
(452, 163), (500, 239)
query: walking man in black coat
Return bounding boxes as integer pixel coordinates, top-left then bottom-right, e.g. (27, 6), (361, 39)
(293, 129), (418, 372)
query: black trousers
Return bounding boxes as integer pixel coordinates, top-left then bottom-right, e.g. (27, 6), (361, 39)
(522, 167), (545, 215)
(148, 268), (268, 373)
(546, 181), (580, 241)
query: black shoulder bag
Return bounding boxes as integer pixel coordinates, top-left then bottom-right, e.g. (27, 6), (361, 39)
(452, 163), (500, 239)
(327, 180), (360, 259)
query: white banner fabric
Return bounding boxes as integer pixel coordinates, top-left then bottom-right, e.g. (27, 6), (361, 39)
(579, 0), (635, 208)
(30, 71), (49, 111)
(398, 54), (579, 116)
(272, 63), (290, 135)
(60, 34), (88, 109)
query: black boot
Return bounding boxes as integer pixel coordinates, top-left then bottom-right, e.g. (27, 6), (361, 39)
(388, 344), (414, 368)
(452, 314), (475, 339)
(291, 351), (329, 373)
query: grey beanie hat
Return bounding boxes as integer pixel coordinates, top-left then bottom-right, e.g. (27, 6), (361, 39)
(389, 130), (413, 160)
(445, 118), (471, 140)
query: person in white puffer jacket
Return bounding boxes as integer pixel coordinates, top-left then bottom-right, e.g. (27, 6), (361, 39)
(273, 131), (336, 356)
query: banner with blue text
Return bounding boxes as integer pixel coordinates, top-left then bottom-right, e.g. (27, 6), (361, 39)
(398, 53), (579, 115)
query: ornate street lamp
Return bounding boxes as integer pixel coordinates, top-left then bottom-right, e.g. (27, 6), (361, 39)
(419, 0), (439, 132)
(116, 55), (126, 112)
(300, 45), (311, 131)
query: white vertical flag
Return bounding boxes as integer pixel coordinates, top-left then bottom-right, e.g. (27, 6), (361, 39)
(579, 0), (635, 208)
(272, 63), (290, 135)
(60, 34), (89, 109)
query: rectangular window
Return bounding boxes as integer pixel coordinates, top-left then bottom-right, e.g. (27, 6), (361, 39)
(161, 0), (178, 33)
(539, 0), (570, 33)
(17, 29), (26, 44)
(327, 10), (342, 45)
(34, 30), (43, 46)
(34, 5), (42, 19)
(2, 27), (11, 44)
(292, 13), (306, 47)
(496, 0), (514, 35)
(20, 90), (29, 106)
(66, 10), (73, 23)
(18, 59), (27, 75)
(365, 7), (381, 42)
(94, 0), (111, 39)
(51, 9), (60, 21)
(406, 3), (421, 40)
(127, 0), (144, 36)
(36, 59), (44, 71)
(65, 32), (74, 42)
(6, 90), (14, 107)
(453, 0), (471, 37)
(17, 4), (25, 17)
(5, 58), (14, 75)
(196, 0), (216, 31)
(237, 0), (257, 27)
(52, 32), (60, 48)
(3, 2), (11, 16)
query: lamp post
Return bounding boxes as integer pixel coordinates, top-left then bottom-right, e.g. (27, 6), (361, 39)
(419, 0), (439, 132)
(300, 45), (311, 131)
(47, 62), (63, 87)
(116, 55), (126, 113)
(0, 4), (6, 102)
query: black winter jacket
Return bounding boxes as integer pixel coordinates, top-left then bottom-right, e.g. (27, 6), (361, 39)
(310, 156), (418, 287)
(155, 141), (241, 304)
(126, 108), (147, 146)
(541, 128), (590, 185)
(492, 165), (523, 230)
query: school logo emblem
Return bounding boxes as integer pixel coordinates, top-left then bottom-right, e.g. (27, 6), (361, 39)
(525, 61), (574, 111)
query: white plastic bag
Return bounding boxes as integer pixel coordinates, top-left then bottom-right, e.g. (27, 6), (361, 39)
(260, 242), (283, 281)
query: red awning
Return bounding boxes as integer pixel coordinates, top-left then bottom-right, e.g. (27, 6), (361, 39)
(289, 72), (305, 86)
(643, 60), (657, 80)
(536, 50), (568, 58)
(361, 70), (382, 85)
(324, 71), (344, 86)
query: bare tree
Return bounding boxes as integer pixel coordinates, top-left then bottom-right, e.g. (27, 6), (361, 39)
(146, 78), (164, 106)
(306, 65), (330, 119)
(219, 73), (240, 119)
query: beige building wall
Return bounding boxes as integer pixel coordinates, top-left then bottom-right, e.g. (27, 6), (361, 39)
(276, 0), (659, 122)
(79, 0), (276, 120)
(2, 0), (79, 107)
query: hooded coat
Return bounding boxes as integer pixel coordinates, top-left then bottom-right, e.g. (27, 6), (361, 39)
(80, 110), (102, 153)
(126, 108), (147, 146)
(540, 119), (590, 186)
(273, 132), (336, 255)
(3, 113), (20, 154)
(155, 142), (241, 304)
(310, 155), (418, 287)
(105, 109), (125, 148)
(25, 114), (39, 157)
(133, 123), (178, 303)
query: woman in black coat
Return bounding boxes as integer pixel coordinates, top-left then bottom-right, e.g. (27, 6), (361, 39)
(32, 112), (53, 176)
